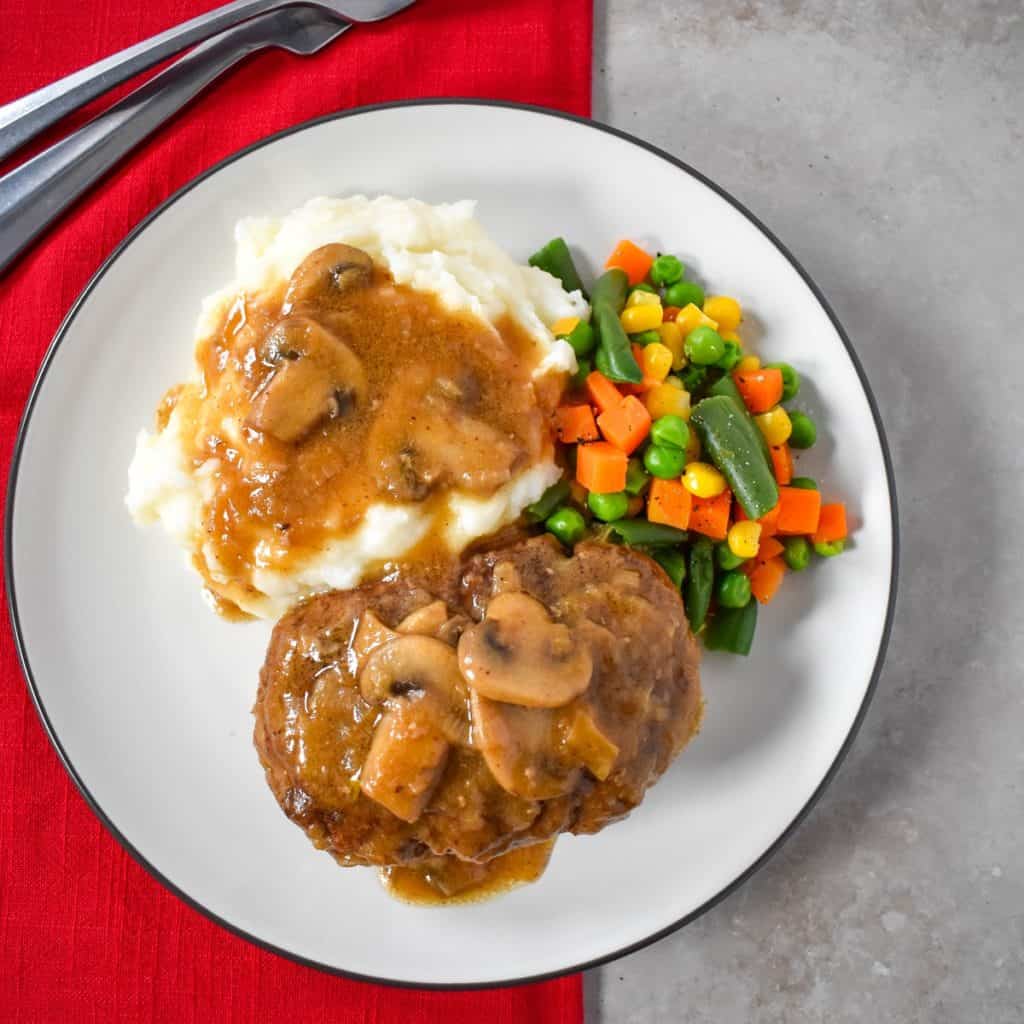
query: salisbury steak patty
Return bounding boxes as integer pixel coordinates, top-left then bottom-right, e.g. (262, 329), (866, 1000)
(253, 536), (703, 870)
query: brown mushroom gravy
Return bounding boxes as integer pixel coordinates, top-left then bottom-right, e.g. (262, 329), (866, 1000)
(157, 245), (557, 616)
(253, 536), (704, 903)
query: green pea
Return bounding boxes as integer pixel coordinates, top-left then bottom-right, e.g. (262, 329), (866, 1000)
(650, 415), (690, 451)
(587, 490), (629, 522)
(651, 547), (687, 589)
(715, 541), (747, 571)
(625, 458), (651, 496)
(789, 411), (817, 449)
(783, 536), (812, 571)
(678, 365), (707, 393)
(630, 282), (657, 295)
(685, 325), (725, 366)
(717, 339), (743, 371)
(814, 539), (846, 558)
(664, 281), (705, 309)
(766, 362), (800, 402)
(650, 254), (685, 287)
(545, 506), (586, 546)
(644, 443), (687, 479)
(717, 570), (752, 609)
(563, 319), (595, 357)
(790, 476), (818, 490)
(631, 329), (662, 346)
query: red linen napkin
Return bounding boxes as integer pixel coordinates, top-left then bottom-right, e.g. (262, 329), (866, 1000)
(0, 1), (592, 1018)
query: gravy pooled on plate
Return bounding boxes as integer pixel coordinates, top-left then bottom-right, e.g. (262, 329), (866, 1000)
(159, 245), (556, 617)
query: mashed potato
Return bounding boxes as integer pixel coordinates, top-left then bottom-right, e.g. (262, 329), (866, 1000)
(127, 196), (585, 619)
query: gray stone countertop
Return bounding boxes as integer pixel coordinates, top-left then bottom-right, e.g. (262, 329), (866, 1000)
(588, 2), (1023, 1021)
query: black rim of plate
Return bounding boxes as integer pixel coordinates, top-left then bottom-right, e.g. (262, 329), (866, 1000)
(4, 98), (900, 991)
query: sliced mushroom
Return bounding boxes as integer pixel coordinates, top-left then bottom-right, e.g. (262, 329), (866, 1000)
(282, 243), (374, 311)
(350, 610), (398, 666)
(565, 708), (619, 781)
(470, 690), (580, 800)
(356, 634), (471, 822)
(247, 317), (366, 443)
(396, 601), (450, 637)
(367, 367), (523, 500)
(360, 700), (450, 823)
(457, 592), (592, 708)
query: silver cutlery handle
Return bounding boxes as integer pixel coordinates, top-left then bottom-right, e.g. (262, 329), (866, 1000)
(0, 12), (306, 276)
(0, 0), (277, 165)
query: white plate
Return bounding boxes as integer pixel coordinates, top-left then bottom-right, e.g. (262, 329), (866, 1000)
(6, 101), (897, 988)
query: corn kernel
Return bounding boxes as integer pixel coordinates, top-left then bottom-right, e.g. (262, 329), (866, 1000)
(644, 382), (691, 421)
(626, 289), (663, 309)
(550, 316), (580, 337)
(641, 342), (673, 382)
(728, 520), (762, 559)
(657, 321), (686, 370)
(683, 462), (728, 498)
(675, 303), (718, 336)
(736, 355), (761, 372)
(666, 375), (685, 389)
(719, 329), (741, 344)
(685, 430), (702, 462)
(703, 296), (742, 332)
(754, 406), (793, 446)
(621, 304), (663, 334)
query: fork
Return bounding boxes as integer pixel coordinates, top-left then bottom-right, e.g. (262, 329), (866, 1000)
(0, 0), (413, 165)
(0, 7), (353, 276)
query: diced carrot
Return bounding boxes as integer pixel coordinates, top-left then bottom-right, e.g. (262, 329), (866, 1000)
(813, 503), (849, 544)
(777, 486), (822, 536)
(662, 306), (681, 322)
(597, 395), (652, 454)
(605, 239), (655, 286)
(770, 444), (793, 485)
(647, 478), (692, 530)
(735, 499), (781, 537)
(749, 557), (786, 604)
(733, 369), (784, 414)
(689, 489), (732, 541)
(755, 536), (785, 562)
(576, 442), (628, 494)
(553, 404), (600, 444)
(585, 371), (624, 415)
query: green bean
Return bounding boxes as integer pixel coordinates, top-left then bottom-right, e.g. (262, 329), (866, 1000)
(685, 538), (714, 631)
(790, 476), (818, 490)
(625, 458), (652, 496)
(571, 356), (592, 389)
(679, 365), (708, 394)
(709, 371), (773, 464)
(704, 600), (757, 655)
(528, 237), (587, 298)
(690, 395), (779, 520)
(610, 520), (689, 546)
(525, 479), (570, 522)
(765, 362), (800, 402)
(591, 269), (643, 384)
(651, 548), (687, 589)
(783, 536), (812, 571)
(814, 539), (846, 557)
(563, 319), (595, 356)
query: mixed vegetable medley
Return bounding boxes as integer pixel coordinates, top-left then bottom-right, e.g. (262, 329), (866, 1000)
(526, 236), (851, 655)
